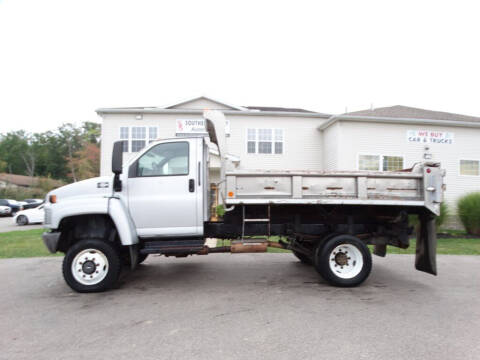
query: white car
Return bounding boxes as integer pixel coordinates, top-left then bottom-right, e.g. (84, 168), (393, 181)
(14, 205), (45, 225)
(0, 205), (11, 216)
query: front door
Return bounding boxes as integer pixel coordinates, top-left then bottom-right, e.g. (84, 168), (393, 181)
(127, 139), (201, 237)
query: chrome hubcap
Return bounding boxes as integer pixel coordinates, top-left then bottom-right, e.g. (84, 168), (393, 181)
(71, 249), (109, 285)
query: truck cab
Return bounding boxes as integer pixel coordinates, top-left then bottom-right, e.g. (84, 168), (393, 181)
(124, 137), (208, 238)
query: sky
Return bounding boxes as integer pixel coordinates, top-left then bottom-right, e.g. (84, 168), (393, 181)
(1, 0), (479, 133)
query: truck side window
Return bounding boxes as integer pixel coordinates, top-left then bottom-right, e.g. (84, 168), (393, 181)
(137, 142), (189, 177)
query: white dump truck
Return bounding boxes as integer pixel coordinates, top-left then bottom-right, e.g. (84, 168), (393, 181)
(42, 111), (445, 292)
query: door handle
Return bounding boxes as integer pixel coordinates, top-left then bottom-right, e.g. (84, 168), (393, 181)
(189, 179), (195, 192)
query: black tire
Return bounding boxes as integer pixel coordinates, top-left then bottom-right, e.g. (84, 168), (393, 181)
(62, 239), (122, 293)
(314, 234), (372, 287)
(16, 215), (28, 226)
(292, 250), (312, 265)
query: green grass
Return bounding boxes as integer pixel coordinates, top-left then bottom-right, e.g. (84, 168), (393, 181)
(0, 229), (60, 259)
(373, 238), (480, 255)
(438, 229), (468, 237)
(213, 237), (480, 255)
(1, 230), (479, 259)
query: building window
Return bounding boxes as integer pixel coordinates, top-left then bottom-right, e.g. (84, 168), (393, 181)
(149, 127), (158, 144)
(131, 127), (146, 152)
(120, 127), (129, 152)
(247, 128), (283, 154)
(460, 160), (480, 176)
(274, 129), (283, 154)
(358, 154), (404, 171)
(120, 126), (158, 153)
(247, 129), (256, 153)
(258, 129), (272, 153)
(383, 156), (404, 171)
(358, 155), (380, 171)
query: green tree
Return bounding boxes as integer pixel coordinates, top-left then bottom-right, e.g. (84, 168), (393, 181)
(82, 121), (101, 144)
(0, 121), (101, 182)
(58, 123), (84, 182)
(0, 131), (30, 175)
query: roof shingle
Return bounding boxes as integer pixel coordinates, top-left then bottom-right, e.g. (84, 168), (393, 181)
(344, 105), (480, 123)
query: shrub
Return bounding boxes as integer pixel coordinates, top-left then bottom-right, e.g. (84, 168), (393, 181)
(409, 202), (449, 229)
(457, 192), (480, 235)
(216, 204), (225, 217)
(436, 202), (449, 228)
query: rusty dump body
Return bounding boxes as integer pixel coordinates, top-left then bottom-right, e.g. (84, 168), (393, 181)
(205, 162), (444, 276)
(224, 163), (444, 214)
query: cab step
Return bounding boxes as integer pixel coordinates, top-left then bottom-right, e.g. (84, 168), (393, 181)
(140, 239), (205, 255)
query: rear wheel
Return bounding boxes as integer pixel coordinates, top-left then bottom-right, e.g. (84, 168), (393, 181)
(16, 215), (28, 225)
(62, 239), (122, 293)
(314, 235), (372, 287)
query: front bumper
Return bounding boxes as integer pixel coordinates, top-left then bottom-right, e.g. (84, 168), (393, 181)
(42, 232), (61, 253)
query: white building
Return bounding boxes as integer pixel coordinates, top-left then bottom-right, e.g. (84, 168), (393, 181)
(97, 96), (480, 227)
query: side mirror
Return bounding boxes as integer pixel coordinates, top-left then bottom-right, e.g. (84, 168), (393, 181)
(112, 141), (124, 192)
(112, 141), (124, 174)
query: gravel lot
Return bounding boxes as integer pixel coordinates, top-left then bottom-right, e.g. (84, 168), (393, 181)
(0, 216), (43, 233)
(0, 253), (479, 360)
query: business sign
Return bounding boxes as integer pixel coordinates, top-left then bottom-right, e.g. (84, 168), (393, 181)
(176, 119), (207, 134)
(406, 130), (454, 144)
(176, 118), (230, 135)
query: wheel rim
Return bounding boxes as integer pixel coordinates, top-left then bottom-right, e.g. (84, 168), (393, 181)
(71, 248), (109, 286)
(328, 243), (364, 279)
(17, 216), (27, 225)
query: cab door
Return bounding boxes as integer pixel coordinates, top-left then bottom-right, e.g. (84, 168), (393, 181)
(127, 138), (202, 237)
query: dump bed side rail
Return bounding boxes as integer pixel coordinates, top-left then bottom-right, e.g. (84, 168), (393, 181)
(225, 162), (444, 215)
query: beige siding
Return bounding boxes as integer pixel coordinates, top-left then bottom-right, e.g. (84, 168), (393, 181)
(332, 121), (480, 210)
(322, 122), (341, 170)
(101, 113), (328, 175)
(226, 114), (326, 171)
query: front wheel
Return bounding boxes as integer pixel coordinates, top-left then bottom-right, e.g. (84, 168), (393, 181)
(314, 235), (372, 287)
(62, 239), (122, 293)
(16, 215), (28, 225)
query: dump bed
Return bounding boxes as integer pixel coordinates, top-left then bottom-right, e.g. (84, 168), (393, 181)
(225, 162), (444, 215)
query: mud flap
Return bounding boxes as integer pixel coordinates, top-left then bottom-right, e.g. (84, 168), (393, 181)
(373, 244), (387, 257)
(129, 244), (139, 270)
(415, 211), (437, 275)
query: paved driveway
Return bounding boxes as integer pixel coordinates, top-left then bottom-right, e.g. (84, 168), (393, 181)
(0, 254), (479, 360)
(0, 216), (43, 233)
